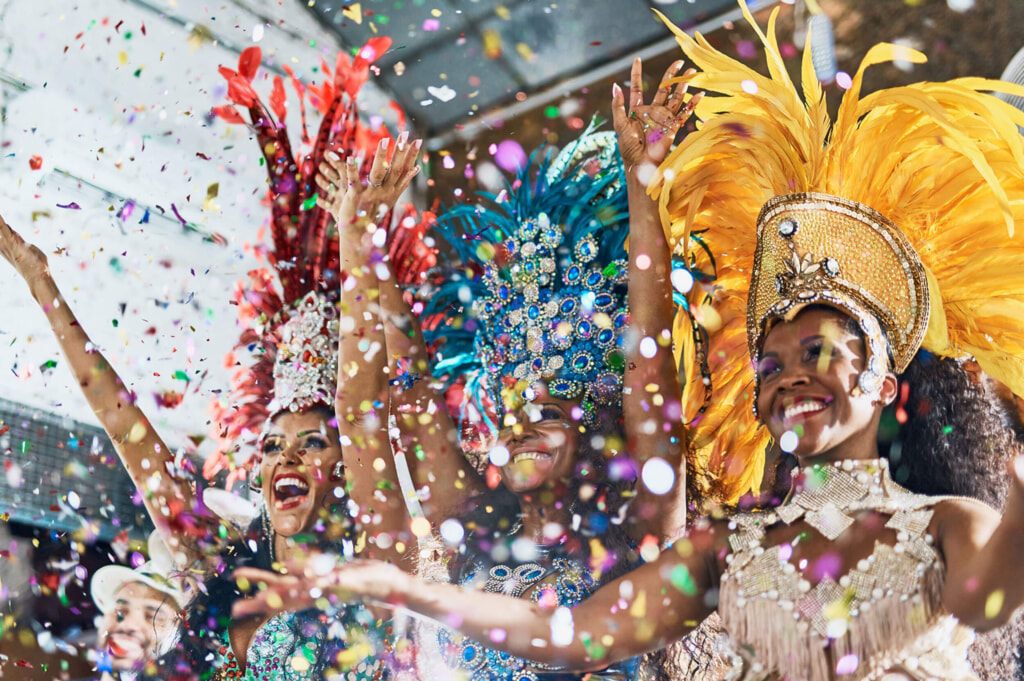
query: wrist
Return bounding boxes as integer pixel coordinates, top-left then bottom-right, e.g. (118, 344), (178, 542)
(28, 274), (59, 306)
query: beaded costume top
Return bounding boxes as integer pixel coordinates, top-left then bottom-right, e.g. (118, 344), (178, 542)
(719, 459), (976, 681)
(213, 608), (399, 681)
(414, 541), (638, 681)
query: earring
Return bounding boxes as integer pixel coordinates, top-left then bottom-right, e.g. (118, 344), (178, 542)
(330, 460), (345, 482)
(260, 502), (277, 563)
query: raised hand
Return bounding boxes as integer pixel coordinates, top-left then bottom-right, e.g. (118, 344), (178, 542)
(315, 132), (423, 229)
(612, 58), (702, 172)
(0, 211), (51, 286)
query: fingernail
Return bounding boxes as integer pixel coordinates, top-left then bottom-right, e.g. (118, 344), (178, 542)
(398, 131), (409, 147)
(326, 151), (339, 161)
(612, 82), (622, 99)
(380, 138), (389, 150)
(673, 60), (683, 71)
(413, 139), (423, 151)
(634, 56), (641, 65)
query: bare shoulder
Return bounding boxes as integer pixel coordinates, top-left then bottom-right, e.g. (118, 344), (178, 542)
(930, 496), (1001, 548)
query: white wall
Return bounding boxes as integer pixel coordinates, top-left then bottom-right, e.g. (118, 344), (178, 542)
(0, 0), (399, 458)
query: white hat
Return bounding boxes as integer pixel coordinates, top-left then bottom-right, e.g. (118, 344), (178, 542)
(91, 531), (186, 614)
(202, 487), (258, 530)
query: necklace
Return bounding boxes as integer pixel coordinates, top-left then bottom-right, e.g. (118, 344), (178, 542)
(720, 458), (952, 681)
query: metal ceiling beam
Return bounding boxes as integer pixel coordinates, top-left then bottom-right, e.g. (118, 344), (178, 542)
(427, 2), (755, 149)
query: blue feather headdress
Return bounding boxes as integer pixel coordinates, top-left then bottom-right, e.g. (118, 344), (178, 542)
(423, 130), (630, 429)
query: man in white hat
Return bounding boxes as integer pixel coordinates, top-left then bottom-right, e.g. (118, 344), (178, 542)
(89, 532), (186, 679)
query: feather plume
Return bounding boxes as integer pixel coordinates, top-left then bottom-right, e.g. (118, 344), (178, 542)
(205, 40), (436, 480)
(652, 1), (1024, 502)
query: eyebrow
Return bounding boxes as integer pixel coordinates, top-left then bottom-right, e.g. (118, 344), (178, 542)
(800, 334), (826, 346)
(297, 429), (325, 438)
(533, 401), (568, 416)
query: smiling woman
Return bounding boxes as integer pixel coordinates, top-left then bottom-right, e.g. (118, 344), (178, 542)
(259, 408), (343, 537)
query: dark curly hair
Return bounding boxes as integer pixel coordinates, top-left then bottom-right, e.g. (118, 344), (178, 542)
(881, 353), (1024, 679)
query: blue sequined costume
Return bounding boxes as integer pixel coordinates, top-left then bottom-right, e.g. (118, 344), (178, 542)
(412, 129), (641, 681)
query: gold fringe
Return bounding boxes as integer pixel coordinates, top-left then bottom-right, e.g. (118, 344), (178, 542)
(719, 559), (947, 680)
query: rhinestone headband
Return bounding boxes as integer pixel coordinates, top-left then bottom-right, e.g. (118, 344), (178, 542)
(266, 290), (340, 417)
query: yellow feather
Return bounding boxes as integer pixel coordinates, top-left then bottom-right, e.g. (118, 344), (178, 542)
(652, 2), (1024, 503)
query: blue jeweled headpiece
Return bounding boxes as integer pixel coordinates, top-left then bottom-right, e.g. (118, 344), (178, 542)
(424, 129), (630, 427)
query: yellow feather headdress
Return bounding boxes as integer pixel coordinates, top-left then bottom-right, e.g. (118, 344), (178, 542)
(655, 1), (1024, 503)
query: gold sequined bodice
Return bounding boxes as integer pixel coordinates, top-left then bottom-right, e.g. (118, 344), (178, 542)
(719, 459), (977, 681)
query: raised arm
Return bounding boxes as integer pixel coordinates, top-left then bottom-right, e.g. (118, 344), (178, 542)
(0, 212), (207, 566)
(611, 59), (702, 542)
(318, 137), (423, 566)
(234, 520), (724, 670)
(376, 241), (487, 525)
(939, 456), (1024, 630)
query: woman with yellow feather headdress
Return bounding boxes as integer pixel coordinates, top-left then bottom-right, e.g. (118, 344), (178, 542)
(234, 2), (1024, 679)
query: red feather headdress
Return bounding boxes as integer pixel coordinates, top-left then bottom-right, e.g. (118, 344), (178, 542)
(204, 40), (436, 484)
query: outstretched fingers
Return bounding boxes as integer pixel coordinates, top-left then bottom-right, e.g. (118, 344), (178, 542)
(629, 57), (644, 113)
(367, 138), (391, 189)
(652, 61), (683, 108)
(666, 68), (696, 115)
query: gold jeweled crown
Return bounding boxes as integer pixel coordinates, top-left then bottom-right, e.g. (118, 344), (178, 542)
(750, 192), (930, 395)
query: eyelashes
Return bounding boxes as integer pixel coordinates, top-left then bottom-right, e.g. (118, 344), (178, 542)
(757, 341), (837, 380)
(261, 436), (329, 455)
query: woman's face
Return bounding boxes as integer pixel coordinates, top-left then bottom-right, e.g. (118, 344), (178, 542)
(259, 408), (343, 537)
(496, 387), (581, 495)
(755, 307), (895, 463)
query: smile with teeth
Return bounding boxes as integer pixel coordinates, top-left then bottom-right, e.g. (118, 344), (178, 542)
(273, 474), (311, 509)
(510, 451), (551, 465)
(782, 398), (831, 421)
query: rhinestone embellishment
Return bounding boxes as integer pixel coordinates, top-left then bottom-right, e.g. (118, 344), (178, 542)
(778, 218), (798, 238)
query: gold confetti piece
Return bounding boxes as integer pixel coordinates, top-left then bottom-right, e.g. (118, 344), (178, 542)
(515, 43), (536, 63)
(118, 51), (128, 66)
(342, 2), (362, 24)
(266, 592), (283, 609)
(236, 576), (250, 592)
(629, 589), (646, 618)
(128, 421), (147, 443)
(483, 28), (502, 59)
(290, 656), (310, 672)
(985, 589), (1005, 619)
(495, 6), (510, 20)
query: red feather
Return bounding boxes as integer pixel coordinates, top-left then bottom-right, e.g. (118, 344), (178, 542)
(269, 76), (287, 122)
(346, 37), (391, 97)
(333, 50), (353, 94)
(213, 105), (246, 125)
(238, 46), (261, 82)
(227, 77), (258, 107)
(209, 38), (410, 479)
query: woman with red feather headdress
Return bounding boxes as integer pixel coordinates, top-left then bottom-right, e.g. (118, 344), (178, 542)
(0, 37), (429, 680)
